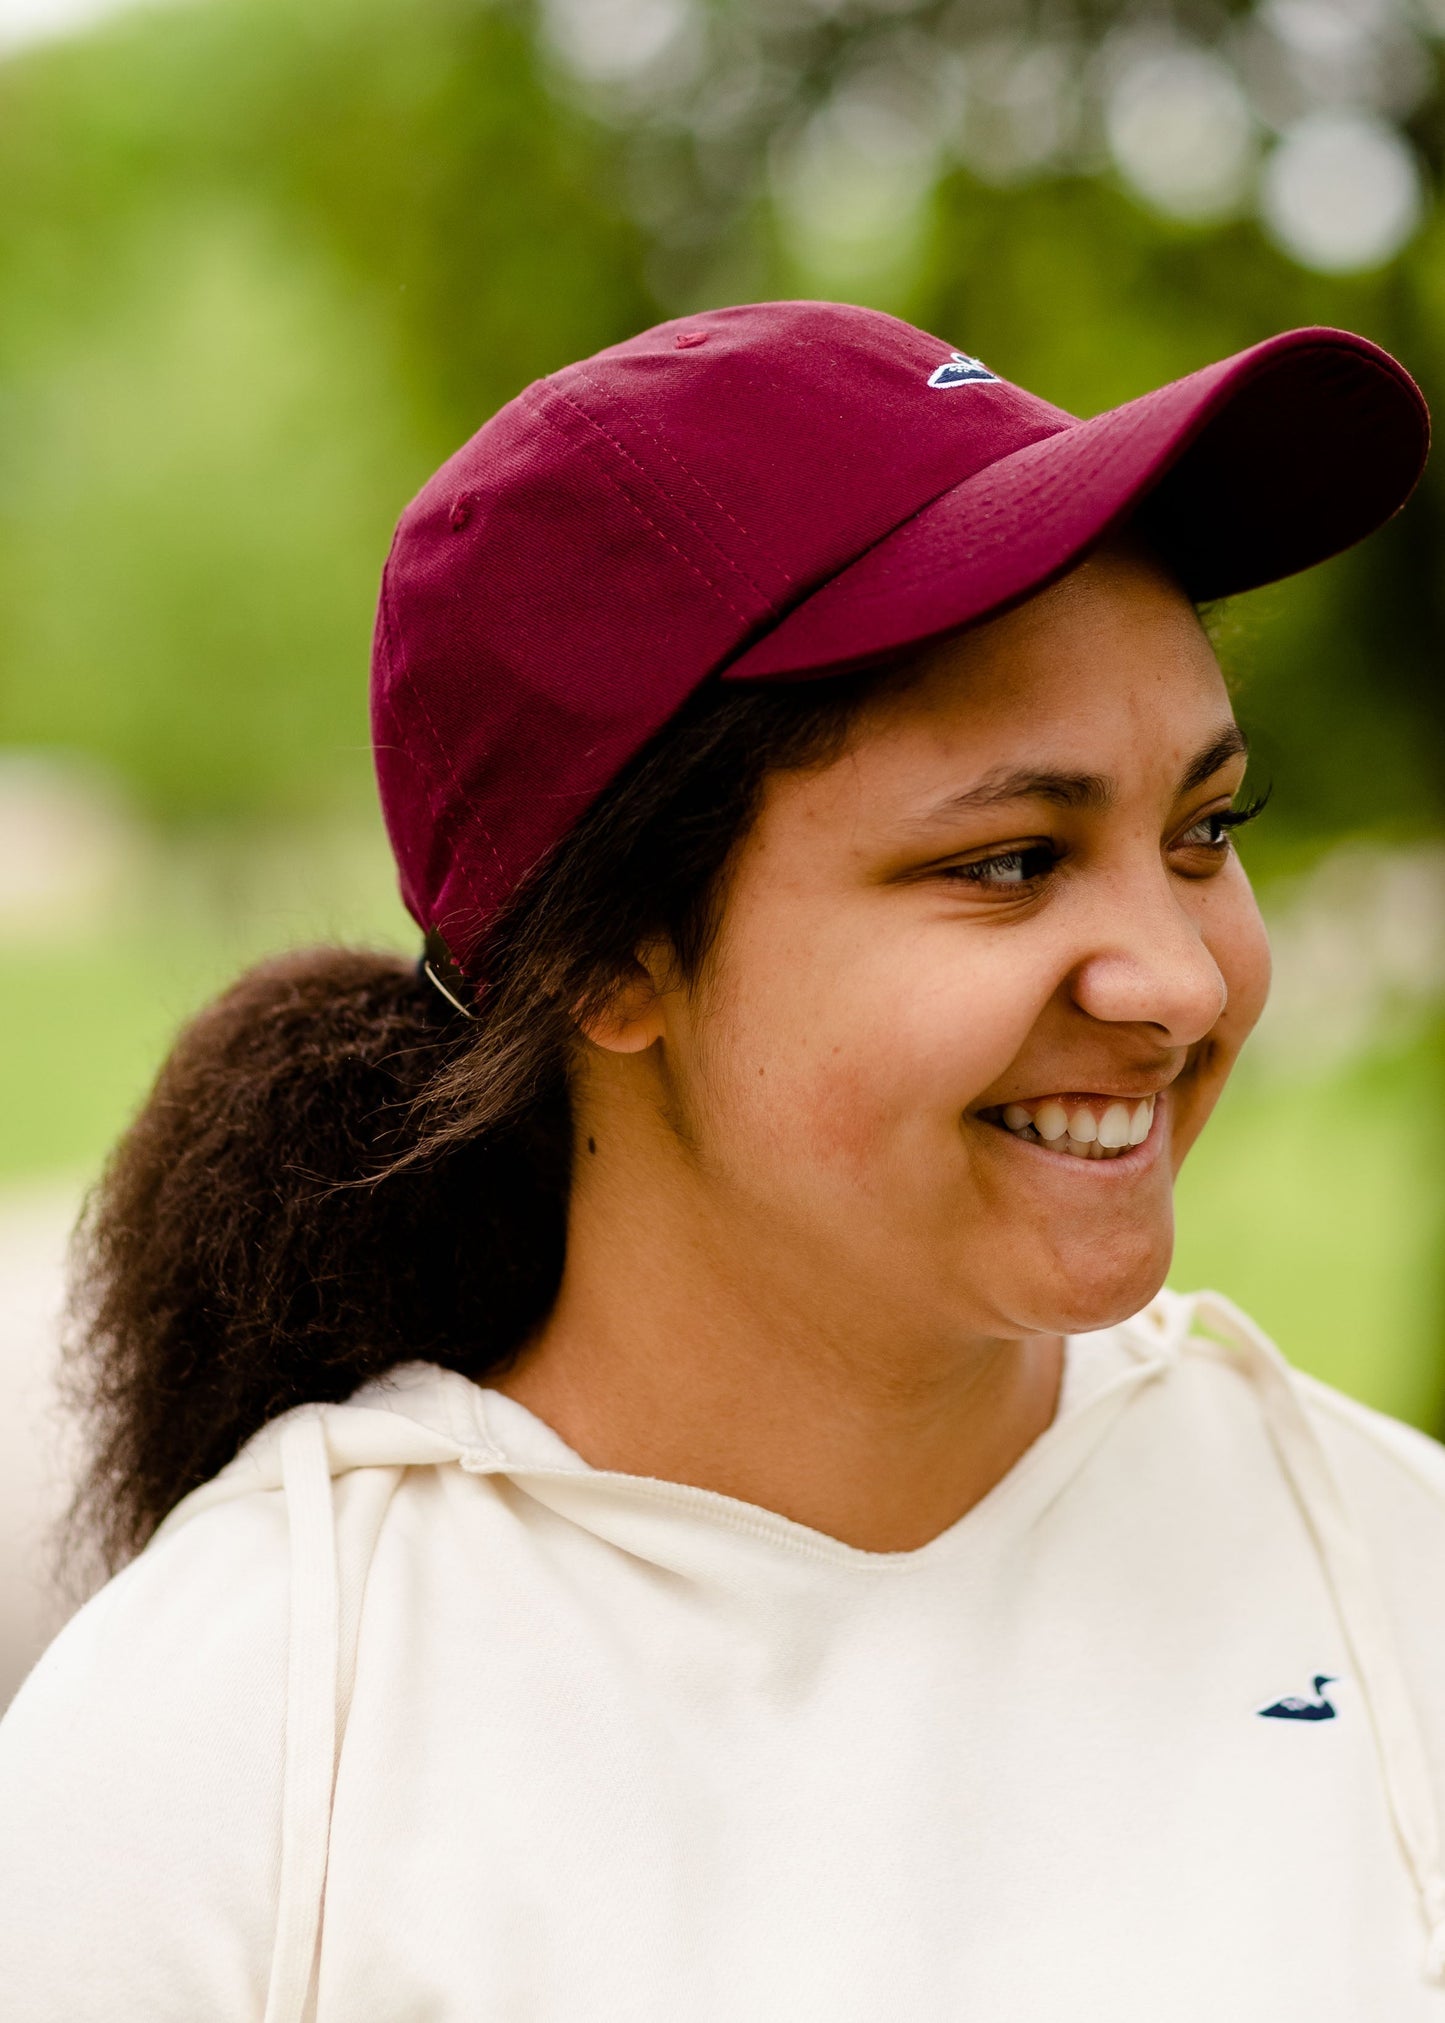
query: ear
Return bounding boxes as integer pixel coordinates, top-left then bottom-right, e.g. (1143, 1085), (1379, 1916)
(576, 950), (669, 1055)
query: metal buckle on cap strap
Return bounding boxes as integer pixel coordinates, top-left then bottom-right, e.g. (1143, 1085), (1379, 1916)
(419, 930), (476, 1020)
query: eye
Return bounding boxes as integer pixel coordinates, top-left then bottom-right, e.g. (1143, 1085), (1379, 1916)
(940, 842), (1059, 890)
(1175, 789), (1270, 855)
(1178, 811), (1235, 849)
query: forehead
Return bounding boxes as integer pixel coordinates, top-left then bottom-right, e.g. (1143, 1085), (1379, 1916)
(821, 546), (1228, 802)
(875, 543), (1220, 736)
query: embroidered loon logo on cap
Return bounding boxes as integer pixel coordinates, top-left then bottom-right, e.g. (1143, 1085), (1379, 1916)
(1257, 1674), (1338, 1723)
(927, 351), (998, 389)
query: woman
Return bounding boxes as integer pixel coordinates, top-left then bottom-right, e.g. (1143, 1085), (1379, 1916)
(1, 302), (1442, 2019)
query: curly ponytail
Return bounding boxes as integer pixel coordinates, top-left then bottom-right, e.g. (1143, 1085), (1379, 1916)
(63, 671), (873, 1574)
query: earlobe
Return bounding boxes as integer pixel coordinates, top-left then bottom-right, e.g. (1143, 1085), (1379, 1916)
(576, 960), (667, 1055)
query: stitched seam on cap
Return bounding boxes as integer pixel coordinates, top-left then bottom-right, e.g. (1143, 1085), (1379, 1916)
(828, 487), (1104, 603)
(818, 410), (1168, 605)
(378, 575), (497, 924)
(542, 388), (769, 621)
(567, 367), (791, 586)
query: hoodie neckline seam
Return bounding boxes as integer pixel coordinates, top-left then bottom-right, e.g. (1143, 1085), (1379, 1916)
(458, 1351), (1169, 1571)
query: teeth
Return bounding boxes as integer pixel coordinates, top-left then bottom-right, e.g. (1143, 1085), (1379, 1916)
(1098, 1102), (1132, 1149)
(991, 1093), (1157, 1160)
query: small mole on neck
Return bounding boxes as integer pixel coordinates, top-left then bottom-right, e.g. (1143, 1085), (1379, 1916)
(587, 1136), (597, 1155)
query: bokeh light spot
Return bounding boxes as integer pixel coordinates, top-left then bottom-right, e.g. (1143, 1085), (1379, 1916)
(1106, 48), (1257, 222)
(1260, 109), (1424, 271)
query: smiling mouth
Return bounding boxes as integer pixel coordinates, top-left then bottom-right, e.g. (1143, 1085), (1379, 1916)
(977, 1094), (1157, 1161)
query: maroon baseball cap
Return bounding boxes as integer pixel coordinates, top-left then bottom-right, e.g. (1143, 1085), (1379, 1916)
(372, 299), (1428, 984)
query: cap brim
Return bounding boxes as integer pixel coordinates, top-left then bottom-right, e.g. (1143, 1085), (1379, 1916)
(722, 327), (1429, 682)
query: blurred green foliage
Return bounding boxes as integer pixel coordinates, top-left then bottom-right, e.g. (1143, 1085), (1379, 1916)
(0, 0), (653, 813)
(1172, 1038), (1445, 1430)
(0, 0), (1443, 1422)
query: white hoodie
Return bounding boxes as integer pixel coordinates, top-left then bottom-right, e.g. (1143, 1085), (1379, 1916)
(2, 1287), (1444, 2021)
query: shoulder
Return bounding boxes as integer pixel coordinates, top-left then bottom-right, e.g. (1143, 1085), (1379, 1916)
(1293, 1368), (1445, 1513)
(5, 1473), (295, 1730)
(1291, 1371), (1445, 1603)
(1155, 1286), (1445, 1523)
(0, 1489), (293, 2019)
(1167, 1287), (1445, 1679)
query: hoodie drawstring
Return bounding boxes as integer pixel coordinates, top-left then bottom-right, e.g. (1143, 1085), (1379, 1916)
(262, 1411), (341, 2023)
(1191, 1290), (1445, 1983)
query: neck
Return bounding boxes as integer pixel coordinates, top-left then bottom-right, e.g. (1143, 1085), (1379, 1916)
(497, 1133), (1064, 1554)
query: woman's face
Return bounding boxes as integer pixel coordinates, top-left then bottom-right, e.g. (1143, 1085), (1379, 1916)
(647, 543), (1272, 1344)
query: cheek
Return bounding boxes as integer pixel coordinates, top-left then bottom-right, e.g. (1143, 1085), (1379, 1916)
(1173, 879), (1272, 1162)
(696, 930), (1047, 1187)
(1212, 876), (1273, 1048)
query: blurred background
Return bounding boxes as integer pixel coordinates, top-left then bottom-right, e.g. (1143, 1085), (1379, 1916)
(3, 0), (1445, 1701)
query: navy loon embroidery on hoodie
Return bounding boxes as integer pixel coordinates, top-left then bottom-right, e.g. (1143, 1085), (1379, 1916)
(1257, 1674), (1338, 1722)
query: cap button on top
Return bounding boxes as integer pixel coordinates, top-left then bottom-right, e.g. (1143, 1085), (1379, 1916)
(673, 329), (709, 349)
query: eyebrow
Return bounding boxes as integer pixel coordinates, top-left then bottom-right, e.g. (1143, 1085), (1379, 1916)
(905, 720), (1249, 831)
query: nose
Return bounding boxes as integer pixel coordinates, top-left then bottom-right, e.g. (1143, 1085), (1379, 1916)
(1069, 868), (1229, 1047)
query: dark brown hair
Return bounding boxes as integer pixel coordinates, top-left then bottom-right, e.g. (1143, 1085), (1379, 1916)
(64, 674), (870, 1577)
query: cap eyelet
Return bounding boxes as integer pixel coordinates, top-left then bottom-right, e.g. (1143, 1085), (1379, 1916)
(449, 493), (478, 531)
(674, 330), (709, 349)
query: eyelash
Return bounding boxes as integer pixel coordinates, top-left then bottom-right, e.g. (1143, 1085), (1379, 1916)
(942, 788), (1271, 892)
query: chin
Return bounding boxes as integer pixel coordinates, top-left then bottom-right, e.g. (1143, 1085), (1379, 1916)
(1017, 1230), (1174, 1339)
